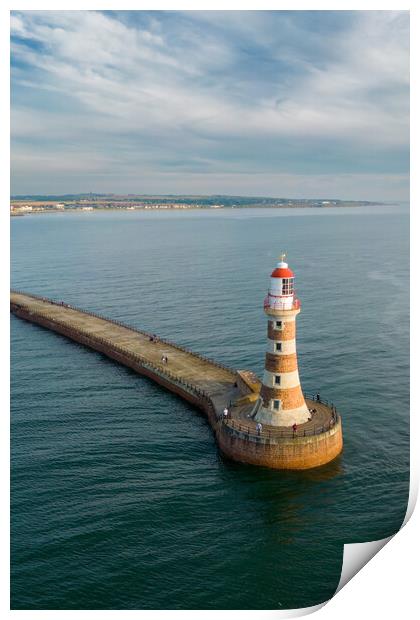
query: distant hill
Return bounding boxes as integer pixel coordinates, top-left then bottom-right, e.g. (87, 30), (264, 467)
(10, 193), (384, 208)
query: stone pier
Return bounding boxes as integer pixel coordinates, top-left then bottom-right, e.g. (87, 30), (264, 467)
(11, 291), (343, 470)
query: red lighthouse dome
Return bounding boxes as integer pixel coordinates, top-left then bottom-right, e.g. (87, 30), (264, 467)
(271, 264), (295, 278)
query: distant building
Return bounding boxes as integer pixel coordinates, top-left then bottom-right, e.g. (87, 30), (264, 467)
(13, 205), (33, 212)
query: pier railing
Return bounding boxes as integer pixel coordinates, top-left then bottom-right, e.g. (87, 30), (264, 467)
(221, 402), (340, 444)
(303, 392), (337, 409)
(221, 415), (340, 444)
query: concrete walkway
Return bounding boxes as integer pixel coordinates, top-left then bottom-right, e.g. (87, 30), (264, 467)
(11, 292), (237, 401)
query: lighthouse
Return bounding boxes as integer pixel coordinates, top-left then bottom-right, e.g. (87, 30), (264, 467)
(255, 254), (310, 427)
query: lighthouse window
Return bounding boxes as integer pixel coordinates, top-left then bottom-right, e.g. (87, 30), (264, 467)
(275, 321), (282, 329)
(273, 400), (281, 410)
(282, 278), (294, 295)
(276, 342), (282, 352)
(274, 375), (281, 385)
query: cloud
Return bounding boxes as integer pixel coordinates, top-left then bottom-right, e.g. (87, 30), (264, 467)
(10, 10), (409, 198)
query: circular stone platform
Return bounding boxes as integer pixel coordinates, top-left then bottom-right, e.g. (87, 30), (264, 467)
(226, 397), (337, 439)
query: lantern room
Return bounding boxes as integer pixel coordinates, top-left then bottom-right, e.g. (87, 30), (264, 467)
(264, 255), (299, 312)
(270, 259), (295, 297)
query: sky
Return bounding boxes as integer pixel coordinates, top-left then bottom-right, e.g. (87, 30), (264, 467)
(10, 10), (409, 200)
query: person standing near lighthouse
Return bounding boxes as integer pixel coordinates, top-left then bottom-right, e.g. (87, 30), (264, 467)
(255, 254), (310, 427)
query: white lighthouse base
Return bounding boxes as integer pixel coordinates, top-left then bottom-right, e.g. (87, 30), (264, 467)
(255, 402), (310, 427)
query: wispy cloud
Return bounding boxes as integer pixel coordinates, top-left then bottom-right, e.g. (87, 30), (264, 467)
(11, 10), (409, 199)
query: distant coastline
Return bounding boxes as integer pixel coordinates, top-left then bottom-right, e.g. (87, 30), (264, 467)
(10, 194), (386, 215)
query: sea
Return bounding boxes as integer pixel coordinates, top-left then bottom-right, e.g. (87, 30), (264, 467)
(11, 204), (409, 610)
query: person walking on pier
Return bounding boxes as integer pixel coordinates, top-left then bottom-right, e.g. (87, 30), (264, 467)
(223, 407), (228, 421)
(256, 422), (262, 436)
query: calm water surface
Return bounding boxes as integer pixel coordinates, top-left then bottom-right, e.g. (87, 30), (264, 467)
(11, 206), (409, 609)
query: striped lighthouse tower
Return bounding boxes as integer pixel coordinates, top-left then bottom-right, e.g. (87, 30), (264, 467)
(255, 254), (310, 427)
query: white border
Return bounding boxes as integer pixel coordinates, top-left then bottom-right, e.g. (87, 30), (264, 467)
(3, 2), (416, 618)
